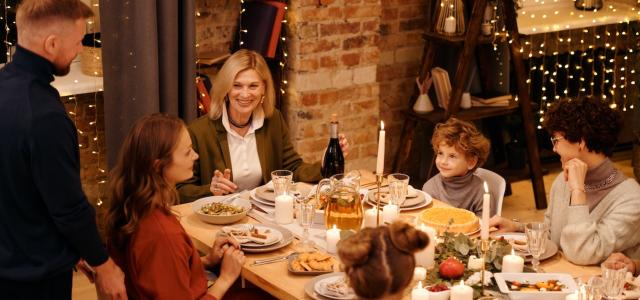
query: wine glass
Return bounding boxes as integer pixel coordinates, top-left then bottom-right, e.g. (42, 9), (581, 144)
(524, 222), (548, 272)
(601, 262), (627, 299)
(296, 198), (316, 252)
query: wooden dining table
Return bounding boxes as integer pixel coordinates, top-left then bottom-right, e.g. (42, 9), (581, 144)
(173, 171), (601, 299)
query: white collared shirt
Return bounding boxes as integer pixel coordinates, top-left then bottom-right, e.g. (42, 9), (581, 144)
(221, 105), (264, 191)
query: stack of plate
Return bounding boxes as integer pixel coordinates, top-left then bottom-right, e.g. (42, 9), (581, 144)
(250, 182), (314, 207)
(494, 233), (559, 262)
(364, 186), (433, 211)
(220, 223), (294, 253)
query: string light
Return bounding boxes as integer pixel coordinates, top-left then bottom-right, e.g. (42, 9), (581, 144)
(519, 1), (639, 128)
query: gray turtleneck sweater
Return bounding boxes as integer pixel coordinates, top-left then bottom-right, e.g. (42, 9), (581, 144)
(422, 171), (499, 217)
(545, 159), (640, 265)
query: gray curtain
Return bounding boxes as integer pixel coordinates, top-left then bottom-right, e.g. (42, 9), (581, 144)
(100, 0), (196, 167)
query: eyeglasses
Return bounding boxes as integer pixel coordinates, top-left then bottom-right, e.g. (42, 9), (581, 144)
(550, 136), (564, 146)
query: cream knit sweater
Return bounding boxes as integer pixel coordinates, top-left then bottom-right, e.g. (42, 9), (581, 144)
(544, 176), (640, 265)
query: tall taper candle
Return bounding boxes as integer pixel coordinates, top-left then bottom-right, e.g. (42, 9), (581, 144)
(481, 181), (490, 240)
(376, 121), (385, 175)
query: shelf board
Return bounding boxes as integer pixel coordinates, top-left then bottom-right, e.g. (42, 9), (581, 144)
(423, 32), (496, 45)
(406, 101), (520, 124)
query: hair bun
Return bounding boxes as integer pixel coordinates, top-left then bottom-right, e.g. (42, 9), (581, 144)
(388, 221), (430, 254)
(337, 228), (374, 268)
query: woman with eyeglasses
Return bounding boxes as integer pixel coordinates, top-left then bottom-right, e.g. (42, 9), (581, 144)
(490, 96), (640, 265)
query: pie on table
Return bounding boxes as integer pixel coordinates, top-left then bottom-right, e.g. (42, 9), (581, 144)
(419, 207), (479, 234)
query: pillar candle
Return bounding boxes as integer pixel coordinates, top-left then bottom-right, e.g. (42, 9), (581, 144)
(450, 280), (473, 300)
(565, 291), (579, 300)
(376, 121), (385, 175)
(411, 281), (429, 300)
(326, 225), (340, 254)
(274, 194), (294, 224)
(501, 249), (525, 273)
(444, 16), (456, 33)
(415, 224), (436, 268)
(481, 181), (490, 241)
(382, 203), (398, 224)
(413, 267), (427, 281)
(363, 208), (380, 228)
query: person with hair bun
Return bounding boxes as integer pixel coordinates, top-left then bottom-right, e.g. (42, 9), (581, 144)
(337, 221), (430, 299)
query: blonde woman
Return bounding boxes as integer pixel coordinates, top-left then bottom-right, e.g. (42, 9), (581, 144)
(178, 50), (348, 202)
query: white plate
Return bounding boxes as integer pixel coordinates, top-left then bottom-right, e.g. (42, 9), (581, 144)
(494, 233), (559, 262)
(495, 272), (577, 300)
(222, 224), (282, 247)
(365, 191), (432, 211)
(250, 189), (276, 207)
(313, 273), (356, 300)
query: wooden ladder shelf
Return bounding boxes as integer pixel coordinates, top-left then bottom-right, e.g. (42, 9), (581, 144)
(393, 0), (547, 209)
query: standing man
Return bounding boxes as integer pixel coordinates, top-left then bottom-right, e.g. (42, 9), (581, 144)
(0, 0), (126, 299)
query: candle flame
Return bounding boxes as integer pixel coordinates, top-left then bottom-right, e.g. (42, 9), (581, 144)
(380, 120), (384, 130)
(483, 181), (489, 193)
(417, 281), (423, 289)
(332, 224), (337, 230)
(511, 248), (516, 256)
(460, 280), (465, 286)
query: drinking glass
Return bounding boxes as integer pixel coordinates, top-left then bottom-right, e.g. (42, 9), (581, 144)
(271, 170), (293, 196)
(296, 199), (316, 252)
(584, 276), (604, 300)
(601, 262), (627, 299)
(524, 222), (548, 272)
(388, 173), (409, 205)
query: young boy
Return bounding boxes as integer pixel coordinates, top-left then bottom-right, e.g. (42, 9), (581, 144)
(422, 118), (496, 216)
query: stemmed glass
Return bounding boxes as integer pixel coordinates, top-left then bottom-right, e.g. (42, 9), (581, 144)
(296, 197), (316, 252)
(524, 222), (548, 272)
(601, 262), (627, 299)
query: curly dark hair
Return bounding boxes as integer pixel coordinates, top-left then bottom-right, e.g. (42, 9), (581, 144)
(543, 96), (623, 156)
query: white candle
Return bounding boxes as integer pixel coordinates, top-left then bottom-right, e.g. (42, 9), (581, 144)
(413, 267), (427, 281)
(376, 121), (385, 175)
(326, 225), (340, 254)
(481, 181), (490, 240)
(450, 280), (473, 300)
(382, 203), (398, 224)
(363, 208), (380, 228)
(411, 281), (429, 300)
(274, 194), (294, 224)
(501, 249), (525, 273)
(444, 16), (456, 33)
(415, 224), (436, 268)
(467, 255), (484, 271)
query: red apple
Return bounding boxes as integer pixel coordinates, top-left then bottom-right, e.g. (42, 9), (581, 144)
(439, 257), (465, 279)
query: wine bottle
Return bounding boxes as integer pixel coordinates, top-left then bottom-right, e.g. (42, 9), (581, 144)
(322, 113), (345, 178)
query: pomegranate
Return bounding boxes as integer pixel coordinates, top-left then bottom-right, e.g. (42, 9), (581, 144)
(438, 257), (465, 279)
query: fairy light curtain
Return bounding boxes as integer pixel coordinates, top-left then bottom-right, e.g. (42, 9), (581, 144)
(513, 4), (640, 129)
(1, 0), (16, 64)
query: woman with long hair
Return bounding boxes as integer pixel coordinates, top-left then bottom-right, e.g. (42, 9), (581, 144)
(104, 114), (245, 299)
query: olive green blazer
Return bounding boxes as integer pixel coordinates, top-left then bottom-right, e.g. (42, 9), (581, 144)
(177, 109), (322, 203)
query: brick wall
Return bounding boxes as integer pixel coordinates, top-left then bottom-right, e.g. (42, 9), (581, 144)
(195, 0), (240, 57)
(378, 0), (427, 170)
(286, 0), (382, 171)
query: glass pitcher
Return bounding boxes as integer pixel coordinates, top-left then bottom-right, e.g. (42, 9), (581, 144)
(316, 171), (363, 232)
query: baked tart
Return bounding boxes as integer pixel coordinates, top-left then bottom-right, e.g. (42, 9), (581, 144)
(419, 207), (479, 234)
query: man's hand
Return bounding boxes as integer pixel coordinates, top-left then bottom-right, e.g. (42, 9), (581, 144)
(94, 257), (127, 300)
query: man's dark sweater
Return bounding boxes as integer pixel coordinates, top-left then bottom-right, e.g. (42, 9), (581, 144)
(0, 46), (108, 281)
